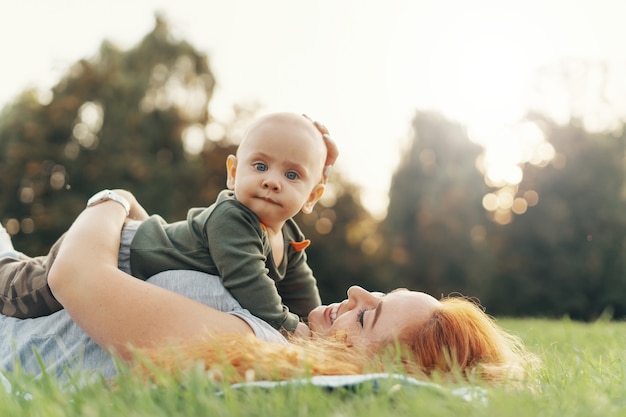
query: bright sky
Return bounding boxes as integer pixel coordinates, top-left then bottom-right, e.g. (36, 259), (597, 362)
(2, 0), (625, 217)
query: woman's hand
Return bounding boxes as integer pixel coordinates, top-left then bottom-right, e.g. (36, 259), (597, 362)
(49, 190), (254, 359)
(112, 189), (150, 220)
(303, 115), (339, 183)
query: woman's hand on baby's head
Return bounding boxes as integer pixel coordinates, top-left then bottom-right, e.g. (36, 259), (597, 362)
(302, 114), (339, 183)
(321, 132), (338, 182)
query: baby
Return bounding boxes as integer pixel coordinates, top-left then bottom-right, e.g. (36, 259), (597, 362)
(0, 112), (338, 338)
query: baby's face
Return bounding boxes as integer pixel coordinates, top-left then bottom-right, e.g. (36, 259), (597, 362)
(228, 114), (326, 230)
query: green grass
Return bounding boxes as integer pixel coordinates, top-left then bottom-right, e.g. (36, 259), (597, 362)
(2, 318), (626, 416)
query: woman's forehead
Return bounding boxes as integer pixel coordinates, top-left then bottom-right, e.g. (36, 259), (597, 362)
(363, 290), (439, 342)
(384, 289), (440, 307)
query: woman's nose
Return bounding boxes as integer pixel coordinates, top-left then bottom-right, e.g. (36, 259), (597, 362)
(346, 286), (376, 307)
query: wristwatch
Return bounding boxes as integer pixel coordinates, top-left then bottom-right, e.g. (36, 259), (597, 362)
(86, 189), (130, 215)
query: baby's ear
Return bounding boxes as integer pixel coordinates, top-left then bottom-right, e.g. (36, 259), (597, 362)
(301, 183), (325, 214)
(226, 155), (237, 189)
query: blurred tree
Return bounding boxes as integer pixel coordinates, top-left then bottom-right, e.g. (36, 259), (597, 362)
(295, 175), (389, 303)
(382, 112), (495, 299)
(486, 114), (626, 319)
(8, 16), (624, 319)
(0, 14), (377, 304)
(0, 15), (230, 254)
(380, 66), (626, 320)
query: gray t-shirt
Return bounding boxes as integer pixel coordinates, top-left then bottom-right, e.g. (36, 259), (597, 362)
(0, 270), (286, 384)
(148, 270), (287, 344)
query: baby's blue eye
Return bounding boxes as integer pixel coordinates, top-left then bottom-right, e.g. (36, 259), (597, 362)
(285, 171), (299, 180)
(254, 163), (267, 172)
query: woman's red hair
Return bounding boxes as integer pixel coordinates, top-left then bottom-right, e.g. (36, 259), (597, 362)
(400, 296), (534, 382)
(137, 296), (537, 385)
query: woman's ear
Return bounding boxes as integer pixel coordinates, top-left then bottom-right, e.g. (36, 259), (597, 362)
(226, 155), (237, 190)
(301, 183), (325, 214)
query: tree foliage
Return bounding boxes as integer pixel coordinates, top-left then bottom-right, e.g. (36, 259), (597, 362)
(295, 178), (388, 302)
(0, 15), (378, 305)
(2, 17), (626, 319)
(485, 115), (626, 319)
(383, 110), (626, 319)
(0, 15), (227, 254)
(382, 112), (495, 298)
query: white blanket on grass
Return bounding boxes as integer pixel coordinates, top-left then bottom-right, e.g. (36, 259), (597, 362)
(2, 371), (486, 403)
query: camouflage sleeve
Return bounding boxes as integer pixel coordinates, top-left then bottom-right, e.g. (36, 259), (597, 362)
(0, 235), (64, 318)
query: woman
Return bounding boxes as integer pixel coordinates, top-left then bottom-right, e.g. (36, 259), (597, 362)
(1, 190), (537, 385)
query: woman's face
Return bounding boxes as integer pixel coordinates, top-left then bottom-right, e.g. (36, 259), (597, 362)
(308, 286), (440, 345)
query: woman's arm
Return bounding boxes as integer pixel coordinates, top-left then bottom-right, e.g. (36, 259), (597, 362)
(48, 190), (253, 360)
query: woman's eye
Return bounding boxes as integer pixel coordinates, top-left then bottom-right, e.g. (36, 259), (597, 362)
(356, 308), (367, 327)
(254, 163), (267, 172)
(285, 171), (299, 180)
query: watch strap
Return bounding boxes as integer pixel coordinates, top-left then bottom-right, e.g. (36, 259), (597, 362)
(86, 189), (131, 215)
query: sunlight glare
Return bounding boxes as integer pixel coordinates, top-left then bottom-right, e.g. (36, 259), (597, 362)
(182, 124), (205, 155)
(439, 34), (531, 127)
(523, 190), (539, 206)
(421, 6), (543, 130)
(511, 197), (528, 215)
(412, 6), (556, 213)
(471, 121), (552, 188)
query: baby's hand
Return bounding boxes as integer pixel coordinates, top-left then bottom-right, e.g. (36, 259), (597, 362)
(293, 321), (311, 338)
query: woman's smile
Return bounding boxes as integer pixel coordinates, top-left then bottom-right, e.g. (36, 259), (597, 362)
(325, 303), (341, 325)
